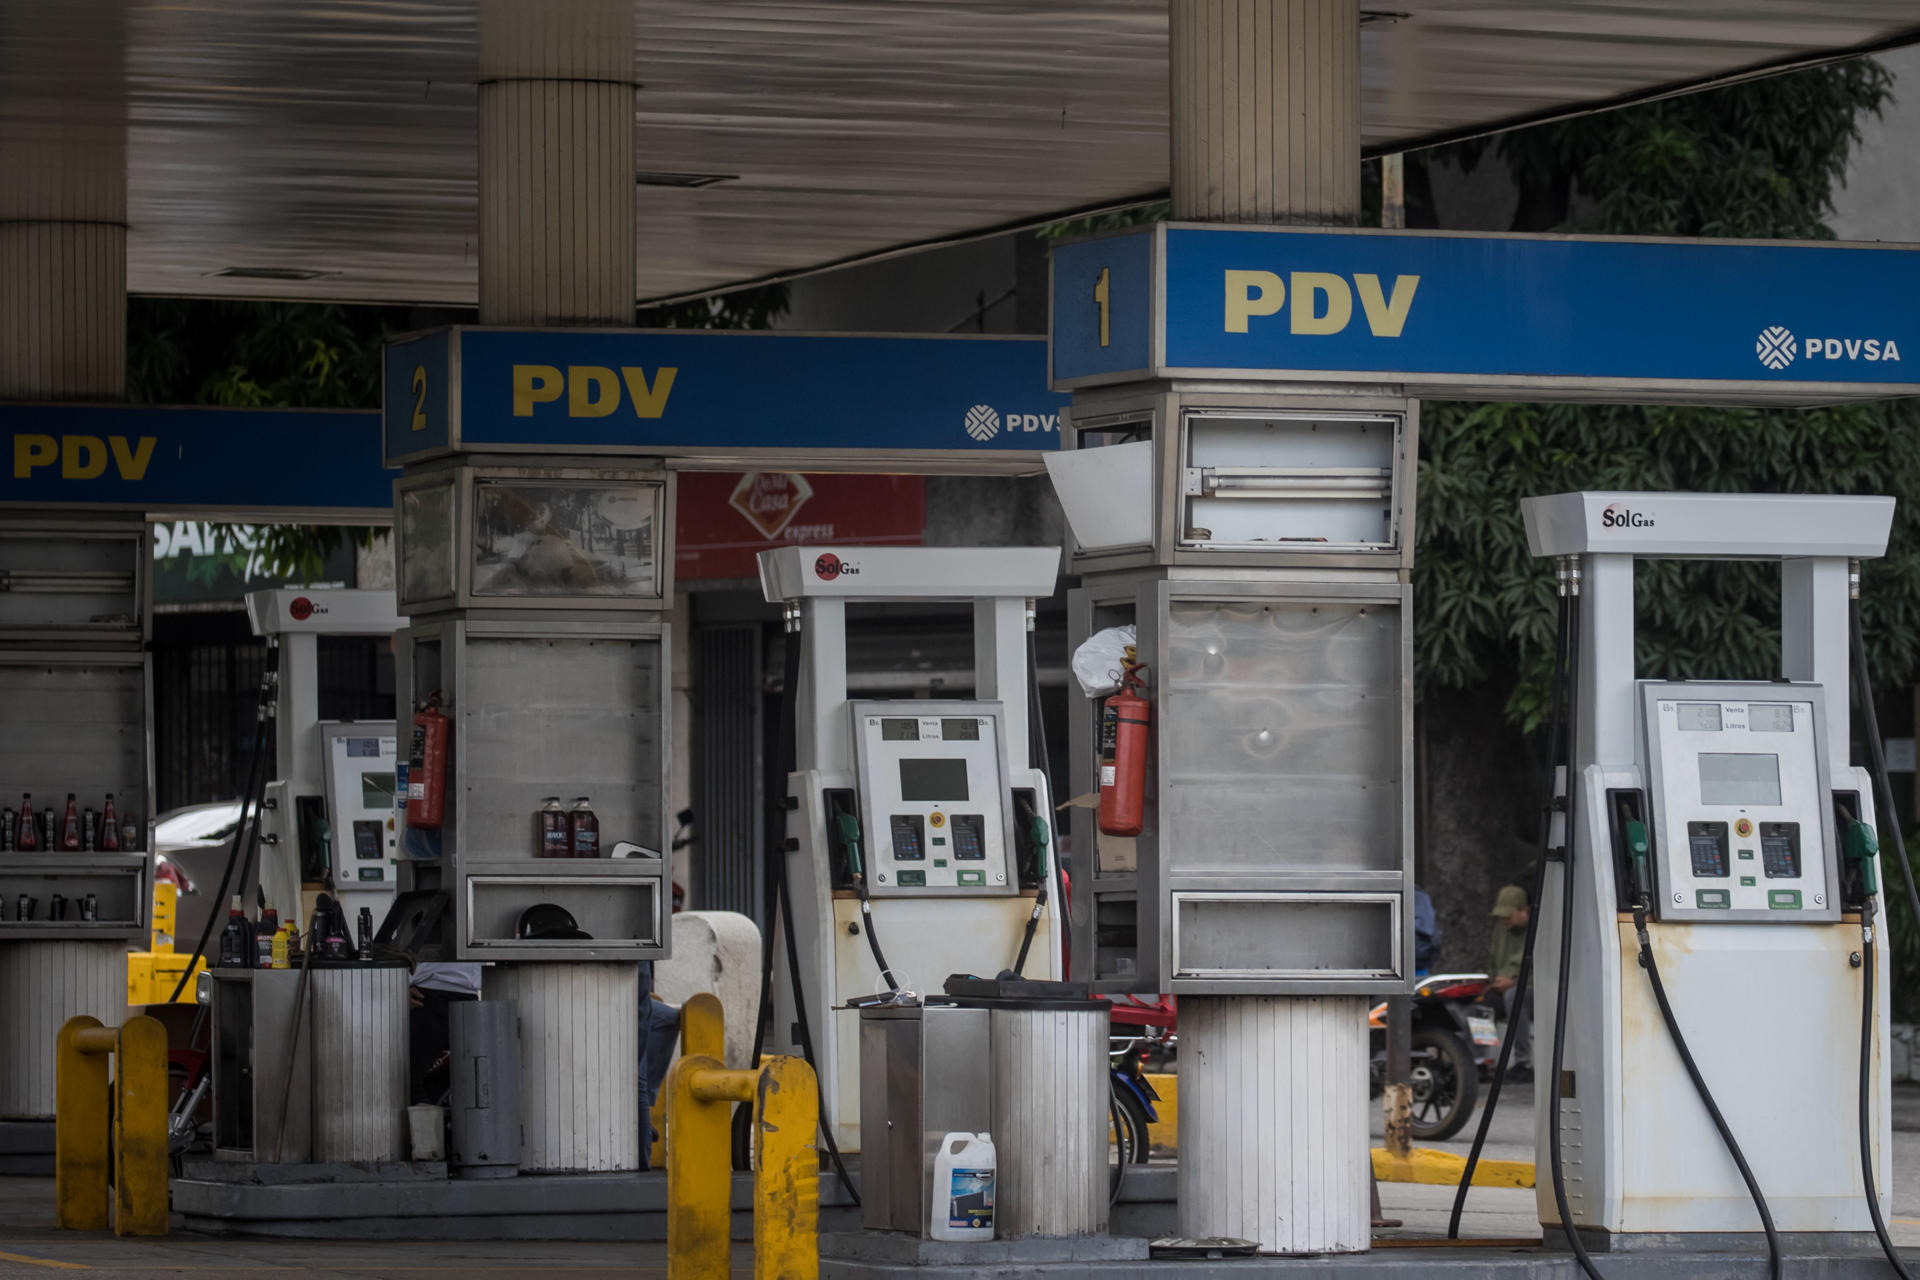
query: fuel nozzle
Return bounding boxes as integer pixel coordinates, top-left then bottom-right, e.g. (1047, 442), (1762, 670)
(1845, 819), (1880, 898)
(1625, 817), (1652, 902)
(834, 809), (865, 882)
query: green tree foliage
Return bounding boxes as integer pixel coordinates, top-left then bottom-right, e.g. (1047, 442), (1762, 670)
(1413, 60), (1910, 726)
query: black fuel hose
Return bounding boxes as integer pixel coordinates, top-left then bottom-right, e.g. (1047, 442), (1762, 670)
(1849, 594), (1919, 1280)
(743, 616), (861, 1204)
(1012, 624), (1055, 977)
(1542, 574), (1607, 1280)
(1630, 900), (1782, 1280)
(1450, 587), (1566, 1238)
(167, 640), (279, 1002)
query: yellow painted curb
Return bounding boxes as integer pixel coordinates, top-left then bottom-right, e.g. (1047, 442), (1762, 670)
(1372, 1146), (1535, 1188)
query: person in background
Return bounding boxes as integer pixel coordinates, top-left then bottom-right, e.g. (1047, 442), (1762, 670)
(1413, 886), (1441, 977)
(1487, 883), (1532, 1081)
(638, 959), (682, 1169)
(409, 960), (482, 1105)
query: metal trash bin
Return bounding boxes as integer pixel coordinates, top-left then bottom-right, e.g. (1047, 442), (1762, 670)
(309, 961), (409, 1162)
(450, 998), (522, 1178)
(954, 979), (1109, 1239)
(858, 1000), (991, 1235)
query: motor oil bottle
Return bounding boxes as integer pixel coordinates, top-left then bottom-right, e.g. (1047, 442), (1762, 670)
(0, 807), (13, 851)
(15, 795), (36, 852)
(60, 794), (81, 851)
(272, 921), (291, 969)
(535, 797), (568, 858)
(930, 1132), (996, 1241)
(100, 795), (120, 851)
(82, 808), (97, 851)
(357, 907), (374, 961)
(217, 896), (252, 967)
(568, 797), (600, 858)
(256, 904), (280, 968)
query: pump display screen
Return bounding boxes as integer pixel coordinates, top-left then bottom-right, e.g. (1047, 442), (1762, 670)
(940, 718), (981, 741)
(1677, 704), (1724, 732)
(360, 772), (397, 809)
(899, 758), (970, 802)
(1749, 704), (1795, 733)
(1698, 753), (1782, 807)
(881, 719), (920, 741)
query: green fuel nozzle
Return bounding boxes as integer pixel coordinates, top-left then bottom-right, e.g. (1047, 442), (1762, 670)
(835, 810), (865, 881)
(1027, 814), (1050, 876)
(1625, 817), (1652, 901)
(1845, 819), (1880, 897)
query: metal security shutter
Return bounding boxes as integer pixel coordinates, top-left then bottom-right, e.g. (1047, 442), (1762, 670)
(693, 623), (763, 923)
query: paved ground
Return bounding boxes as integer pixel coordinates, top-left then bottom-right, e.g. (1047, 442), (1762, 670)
(1369, 1083), (1920, 1247)
(7, 1087), (1920, 1276)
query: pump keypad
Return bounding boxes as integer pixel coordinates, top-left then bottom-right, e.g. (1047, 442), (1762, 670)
(1760, 822), (1801, 879)
(1687, 821), (1730, 878)
(889, 815), (926, 861)
(950, 814), (986, 860)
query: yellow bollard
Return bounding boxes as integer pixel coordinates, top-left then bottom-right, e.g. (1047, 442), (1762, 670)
(746, 1056), (820, 1280)
(666, 991), (819, 1280)
(55, 1014), (170, 1236)
(115, 1017), (170, 1236)
(652, 992), (723, 1168)
(55, 1018), (112, 1233)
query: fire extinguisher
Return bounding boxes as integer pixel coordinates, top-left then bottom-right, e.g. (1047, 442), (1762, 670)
(407, 691), (450, 829)
(1098, 666), (1149, 838)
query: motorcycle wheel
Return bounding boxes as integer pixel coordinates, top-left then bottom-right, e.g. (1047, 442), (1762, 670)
(1110, 1078), (1153, 1164)
(1407, 1027), (1479, 1141)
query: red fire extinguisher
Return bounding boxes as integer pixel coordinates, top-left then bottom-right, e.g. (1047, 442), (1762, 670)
(1098, 666), (1149, 838)
(407, 691), (450, 829)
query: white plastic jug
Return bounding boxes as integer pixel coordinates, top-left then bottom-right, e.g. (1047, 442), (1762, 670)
(929, 1131), (996, 1241)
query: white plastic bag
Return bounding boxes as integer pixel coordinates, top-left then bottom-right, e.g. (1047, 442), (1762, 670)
(1071, 624), (1137, 698)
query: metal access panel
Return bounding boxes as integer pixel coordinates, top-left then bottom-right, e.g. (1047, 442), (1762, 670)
(401, 614), (670, 961)
(319, 722), (400, 917)
(850, 701), (1017, 898)
(1639, 681), (1841, 923)
(0, 517), (150, 648)
(1070, 572), (1412, 995)
(1052, 387), (1416, 577)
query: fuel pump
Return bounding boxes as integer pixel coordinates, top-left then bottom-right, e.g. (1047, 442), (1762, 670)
(245, 589), (403, 932)
(1494, 492), (1899, 1271)
(756, 545), (1067, 1152)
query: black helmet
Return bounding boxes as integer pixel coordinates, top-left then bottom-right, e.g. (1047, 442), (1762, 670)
(515, 902), (593, 940)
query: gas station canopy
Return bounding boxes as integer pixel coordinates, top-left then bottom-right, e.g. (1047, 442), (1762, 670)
(2, 1), (1915, 308)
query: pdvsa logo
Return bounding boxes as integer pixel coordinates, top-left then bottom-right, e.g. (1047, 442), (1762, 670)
(1755, 327), (1796, 371)
(814, 552), (859, 581)
(1755, 326), (1902, 371)
(962, 405), (1058, 443)
(963, 406), (999, 442)
(1601, 503), (1654, 530)
(289, 597), (315, 621)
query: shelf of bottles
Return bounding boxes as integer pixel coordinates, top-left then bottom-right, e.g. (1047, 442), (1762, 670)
(0, 516), (154, 943)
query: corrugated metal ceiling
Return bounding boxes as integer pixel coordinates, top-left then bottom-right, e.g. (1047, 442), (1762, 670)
(3, 1), (1914, 307)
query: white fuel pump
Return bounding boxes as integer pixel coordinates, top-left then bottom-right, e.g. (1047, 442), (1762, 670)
(245, 588), (403, 932)
(757, 546), (1067, 1153)
(1515, 493), (1898, 1272)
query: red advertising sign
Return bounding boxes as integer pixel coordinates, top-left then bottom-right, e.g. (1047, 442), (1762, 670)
(675, 472), (926, 582)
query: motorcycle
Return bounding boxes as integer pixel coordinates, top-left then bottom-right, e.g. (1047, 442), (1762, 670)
(1367, 973), (1501, 1141)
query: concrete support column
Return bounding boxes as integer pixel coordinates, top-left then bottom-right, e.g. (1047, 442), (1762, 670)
(470, 0), (645, 1174)
(1168, 0), (1361, 225)
(0, 17), (126, 400)
(1166, 0), (1371, 1256)
(477, 0), (636, 326)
